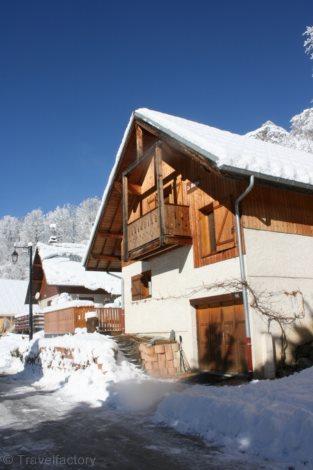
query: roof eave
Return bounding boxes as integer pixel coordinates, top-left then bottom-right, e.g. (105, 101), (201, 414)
(220, 165), (313, 193)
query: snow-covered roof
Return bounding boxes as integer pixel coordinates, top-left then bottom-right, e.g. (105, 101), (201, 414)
(37, 242), (121, 294)
(0, 279), (31, 316)
(83, 108), (313, 266)
(136, 109), (313, 185)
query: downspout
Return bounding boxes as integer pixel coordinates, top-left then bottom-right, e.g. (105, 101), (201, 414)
(234, 174), (255, 375)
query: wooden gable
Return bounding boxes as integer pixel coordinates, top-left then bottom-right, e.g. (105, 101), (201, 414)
(85, 117), (313, 272)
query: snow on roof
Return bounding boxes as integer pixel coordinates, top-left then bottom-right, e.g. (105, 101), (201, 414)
(136, 109), (313, 186)
(83, 108), (313, 266)
(37, 242), (121, 295)
(0, 279), (32, 316)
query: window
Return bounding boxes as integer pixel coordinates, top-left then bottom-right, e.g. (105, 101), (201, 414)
(199, 200), (235, 257)
(131, 271), (152, 301)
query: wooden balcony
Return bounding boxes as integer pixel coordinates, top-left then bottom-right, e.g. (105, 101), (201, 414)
(127, 203), (192, 260)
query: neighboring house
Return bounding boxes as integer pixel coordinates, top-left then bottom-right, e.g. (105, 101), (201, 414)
(0, 279), (41, 333)
(27, 242), (122, 335)
(27, 242), (121, 308)
(83, 108), (313, 378)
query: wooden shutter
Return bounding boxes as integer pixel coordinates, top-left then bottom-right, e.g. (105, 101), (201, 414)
(199, 211), (211, 257)
(131, 275), (142, 301)
(131, 271), (151, 301)
(213, 201), (235, 252)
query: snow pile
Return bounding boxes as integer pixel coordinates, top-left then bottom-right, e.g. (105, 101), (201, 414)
(37, 242), (121, 294)
(0, 333), (28, 373)
(154, 369), (313, 467)
(19, 330), (144, 406)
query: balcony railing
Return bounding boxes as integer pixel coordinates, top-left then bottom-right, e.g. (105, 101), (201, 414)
(127, 203), (192, 260)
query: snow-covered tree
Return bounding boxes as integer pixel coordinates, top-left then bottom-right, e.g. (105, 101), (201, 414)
(45, 205), (77, 243)
(0, 197), (101, 279)
(20, 209), (46, 245)
(304, 26), (313, 60)
(75, 197), (100, 243)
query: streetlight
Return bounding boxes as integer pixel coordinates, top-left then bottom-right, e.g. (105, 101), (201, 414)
(12, 243), (33, 340)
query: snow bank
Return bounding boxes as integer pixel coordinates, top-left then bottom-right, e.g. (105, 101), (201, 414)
(0, 333), (28, 373)
(154, 370), (313, 467)
(18, 330), (144, 406)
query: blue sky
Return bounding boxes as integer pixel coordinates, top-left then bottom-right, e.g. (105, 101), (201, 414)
(0, 0), (312, 217)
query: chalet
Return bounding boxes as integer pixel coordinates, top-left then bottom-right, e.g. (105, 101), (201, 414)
(28, 242), (122, 334)
(83, 108), (313, 378)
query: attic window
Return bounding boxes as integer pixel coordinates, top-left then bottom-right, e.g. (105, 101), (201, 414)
(131, 271), (152, 301)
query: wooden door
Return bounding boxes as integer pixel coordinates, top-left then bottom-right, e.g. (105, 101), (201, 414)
(196, 296), (247, 374)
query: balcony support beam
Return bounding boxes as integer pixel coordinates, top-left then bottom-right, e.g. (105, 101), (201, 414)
(122, 174), (129, 262)
(155, 143), (165, 246)
(136, 124), (143, 161)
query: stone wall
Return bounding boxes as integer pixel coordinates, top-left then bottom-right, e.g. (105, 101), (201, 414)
(139, 341), (181, 378)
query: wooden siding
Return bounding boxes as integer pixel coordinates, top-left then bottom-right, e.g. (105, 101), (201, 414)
(242, 184), (313, 237)
(44, 306), (89, 335)
(39, 275), (60, 301)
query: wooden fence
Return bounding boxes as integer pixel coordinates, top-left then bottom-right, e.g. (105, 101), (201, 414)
(44, 306), (125, 335)
(97, 308), (125, 333)
(15, 313), (44, 334)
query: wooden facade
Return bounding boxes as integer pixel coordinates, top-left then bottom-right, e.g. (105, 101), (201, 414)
(85, 118), (313, 273)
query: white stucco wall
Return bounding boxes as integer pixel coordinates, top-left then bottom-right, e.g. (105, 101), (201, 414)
(124, 229), (313, 376)
(123, 245), (241, 368)
(244, 228), (313, 374)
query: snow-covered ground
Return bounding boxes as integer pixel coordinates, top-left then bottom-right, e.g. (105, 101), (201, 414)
(1, 331), (312, 468)
(0, 332), (259, 469)
(154, 371), (313, 468)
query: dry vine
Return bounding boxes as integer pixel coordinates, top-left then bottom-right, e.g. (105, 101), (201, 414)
(136, 278), (305, 364)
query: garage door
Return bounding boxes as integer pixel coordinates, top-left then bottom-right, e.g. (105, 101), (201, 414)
(196, 295), (247, 374)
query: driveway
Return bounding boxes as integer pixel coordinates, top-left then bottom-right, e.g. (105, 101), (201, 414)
(0, 373), (268, 470)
